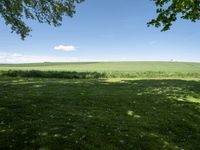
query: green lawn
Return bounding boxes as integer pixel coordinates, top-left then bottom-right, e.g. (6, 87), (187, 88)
(1, 77), (200, 149)
(0, 62), (200, 149)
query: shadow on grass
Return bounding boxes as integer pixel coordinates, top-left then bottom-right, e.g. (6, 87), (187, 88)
(0, 78), (200, 149)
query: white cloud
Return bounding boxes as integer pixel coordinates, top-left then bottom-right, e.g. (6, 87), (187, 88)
(54, 44), (76, 52)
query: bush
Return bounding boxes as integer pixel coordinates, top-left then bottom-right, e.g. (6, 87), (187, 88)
(1, 70), (106, 79)
(1, 70), (200, 79)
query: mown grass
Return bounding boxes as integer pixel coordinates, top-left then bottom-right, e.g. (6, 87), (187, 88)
(0, 77), (200, 149)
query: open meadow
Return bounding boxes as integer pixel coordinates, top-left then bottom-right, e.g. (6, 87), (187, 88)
(0, 62), (200, 149)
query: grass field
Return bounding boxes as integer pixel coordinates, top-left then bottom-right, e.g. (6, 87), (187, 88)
(0, 62), (200, 149)
(1, 61), (200, 78)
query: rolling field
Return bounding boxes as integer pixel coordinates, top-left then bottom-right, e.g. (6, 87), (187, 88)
(0, 62), (200, 149)
(1, 61), (200, 73)
(0, 61), (200, 78)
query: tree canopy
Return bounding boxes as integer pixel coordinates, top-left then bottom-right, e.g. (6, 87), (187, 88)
(148, 0), (200, 31)
(1, 0), (200, 39)
(0, 0), (84, 40)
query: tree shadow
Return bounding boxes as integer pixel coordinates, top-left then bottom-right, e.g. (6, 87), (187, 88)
(0, 78), (200, 149)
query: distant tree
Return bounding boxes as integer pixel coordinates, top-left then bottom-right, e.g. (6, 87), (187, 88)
(0, 0), (84, 40)
(1, 0), (200, 40)
(148, 0), (200, 31)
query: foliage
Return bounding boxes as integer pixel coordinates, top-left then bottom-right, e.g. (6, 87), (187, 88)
(1, 1), (200, 39)
(0, 0), (84, 39)
(0, 70), (106, 79)
(148, 0), (200, 31)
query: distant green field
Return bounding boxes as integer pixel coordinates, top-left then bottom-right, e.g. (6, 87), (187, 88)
(0, 61), (200, 78)
(1, 61), (200, 72)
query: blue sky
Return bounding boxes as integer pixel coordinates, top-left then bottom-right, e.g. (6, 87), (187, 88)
(0, 0), (200, 63)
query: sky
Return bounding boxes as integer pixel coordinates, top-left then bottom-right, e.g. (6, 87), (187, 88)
(0, 0), (200, 63)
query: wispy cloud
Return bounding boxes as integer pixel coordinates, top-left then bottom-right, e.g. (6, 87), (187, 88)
(149, 40), (157, 45)
(0, 52), (82, 63)
(0, 52), (199, 63)
(54, 44), (76, 52)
